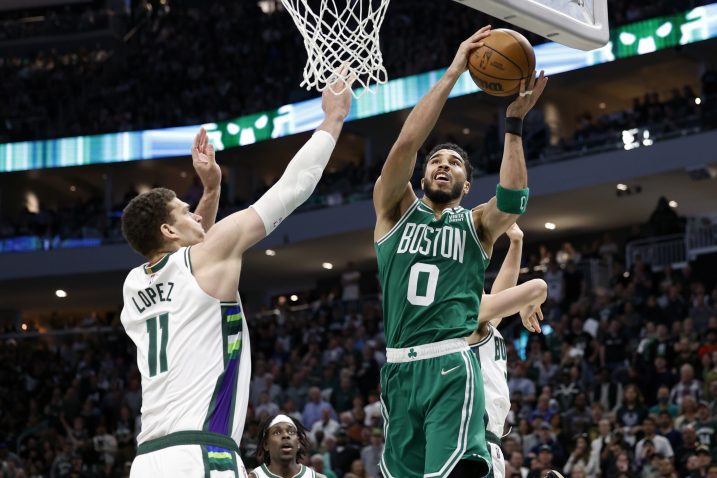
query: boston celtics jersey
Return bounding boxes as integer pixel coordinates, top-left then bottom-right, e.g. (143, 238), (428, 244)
(474, 324), (510, 437)
(251, 464), (316, 478)
(120, 246), (251, 446)
(375, 198), (490, 348)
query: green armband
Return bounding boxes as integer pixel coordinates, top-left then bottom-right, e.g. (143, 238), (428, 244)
(496, 184), (529, 214)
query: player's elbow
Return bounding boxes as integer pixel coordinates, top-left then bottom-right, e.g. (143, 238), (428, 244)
(528, 279), (548, 302)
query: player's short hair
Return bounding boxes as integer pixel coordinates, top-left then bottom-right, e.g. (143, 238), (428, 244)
(422, 143), (472, 180)
(255, 415), (311, 466)
(121, 188), (176, 257)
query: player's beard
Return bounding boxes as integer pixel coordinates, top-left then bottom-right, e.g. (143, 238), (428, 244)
(423, 179), (464, 204)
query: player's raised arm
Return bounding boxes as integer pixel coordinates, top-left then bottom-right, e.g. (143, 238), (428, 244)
(474, 70), (548, 255)
(486, 223), (524, 327)
(373, 27), (491, 224)
(476, 279), (546, 332)
(191, 79), (353, 298)
(191, 128), (222, 231)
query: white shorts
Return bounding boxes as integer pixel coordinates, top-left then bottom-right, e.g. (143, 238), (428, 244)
(488, 442), (505, 478)
(131, 432), (247, 478)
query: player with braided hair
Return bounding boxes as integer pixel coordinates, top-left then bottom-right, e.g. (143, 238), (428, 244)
(250, 415), (326, 478)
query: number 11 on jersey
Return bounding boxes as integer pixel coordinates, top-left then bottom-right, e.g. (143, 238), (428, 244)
(146, 313), (169, 377)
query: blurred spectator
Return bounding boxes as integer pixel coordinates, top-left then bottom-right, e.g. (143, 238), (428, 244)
(671, 364), (703, 407)
(303, 387), (338, 429)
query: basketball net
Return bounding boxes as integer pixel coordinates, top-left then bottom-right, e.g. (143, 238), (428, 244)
(280, 0), (390, 98)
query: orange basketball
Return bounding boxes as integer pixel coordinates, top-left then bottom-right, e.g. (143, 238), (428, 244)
(468, 28), (536, 97)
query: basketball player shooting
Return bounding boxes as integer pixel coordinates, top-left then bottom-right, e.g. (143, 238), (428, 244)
(250, 415), (326, 478)
(373, 26), (548, 478)
(119, 80), (353, 478)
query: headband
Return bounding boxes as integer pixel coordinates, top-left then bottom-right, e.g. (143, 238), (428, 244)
(269, 414), (294, 429)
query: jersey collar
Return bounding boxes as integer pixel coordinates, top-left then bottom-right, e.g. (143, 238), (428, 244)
(144, 252), (172, 275)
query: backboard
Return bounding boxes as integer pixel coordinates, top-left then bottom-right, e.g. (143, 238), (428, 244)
(452, 0), (609, 51)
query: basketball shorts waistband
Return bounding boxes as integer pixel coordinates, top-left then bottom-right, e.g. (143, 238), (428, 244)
(386, 338), (470, 363)
(136, 430), (239, 456)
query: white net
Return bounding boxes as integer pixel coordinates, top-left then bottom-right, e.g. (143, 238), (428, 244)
(280, 0), (391, 97)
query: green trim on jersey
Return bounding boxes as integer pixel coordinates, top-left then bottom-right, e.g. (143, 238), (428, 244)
(202, 444), (211, 478)
(136, 430), (240, 455)
(259, 464), (308, 478)
(184, 246), (194, 273)
(144, 251), (174, 275)
(474, 326), (494, 348)
(375, 199), (490, 348)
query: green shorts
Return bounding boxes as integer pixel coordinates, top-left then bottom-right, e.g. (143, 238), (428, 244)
(379, 340), (491, 478)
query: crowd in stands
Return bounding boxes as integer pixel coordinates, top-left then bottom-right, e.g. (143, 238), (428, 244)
(3, 230), (717, 477)
(0, 0), (714, 142)
(0, 0), (113, 42)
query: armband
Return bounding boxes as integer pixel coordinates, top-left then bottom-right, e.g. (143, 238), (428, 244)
(496, 184), (529, 214)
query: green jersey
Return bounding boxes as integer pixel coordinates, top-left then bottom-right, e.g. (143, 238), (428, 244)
(375, 198), (490, 348)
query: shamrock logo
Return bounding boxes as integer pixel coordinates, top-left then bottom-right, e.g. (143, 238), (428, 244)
(408, 348), (417, 359)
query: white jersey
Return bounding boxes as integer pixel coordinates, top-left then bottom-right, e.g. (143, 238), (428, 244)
(121, 247), (251, 446)
(473, 324), (510, 437)
(251, 464), (316, 478)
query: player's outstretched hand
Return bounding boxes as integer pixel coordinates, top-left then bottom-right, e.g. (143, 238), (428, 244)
(506, 223), (524, 242)
(192, 127), (221, 190)
(520, 302), (543, 333)
(506, 70), (549, 119)
(447, 26), (492, 76)
(322, 64), (355, 120)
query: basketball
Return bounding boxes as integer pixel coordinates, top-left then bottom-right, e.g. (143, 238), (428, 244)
(468, 28), (536, 97)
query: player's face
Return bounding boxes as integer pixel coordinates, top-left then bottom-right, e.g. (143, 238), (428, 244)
(165, 198), (205, 246)
(266, 423), (299, 465)
(421, 150), (469, 204)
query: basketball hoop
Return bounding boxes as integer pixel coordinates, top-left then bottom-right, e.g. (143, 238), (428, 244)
(280, 0), (390, 97)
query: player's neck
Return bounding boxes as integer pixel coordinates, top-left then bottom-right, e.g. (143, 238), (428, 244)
(146, 246), (181, 265)
(421, 197), (462, 217)
(268, 461), (301, 478)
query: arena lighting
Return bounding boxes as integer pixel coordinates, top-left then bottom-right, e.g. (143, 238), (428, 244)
(669, 200), (679, 208)
(21, 323), (27, 331)
(616, 183), (628, 191)
(55, 289), (67, 298)
(696, 97), (703, 105)
(3, 4), (717, 172)
(544, 222), (557, 230)
(322, 262), (334, 270)
(265, 249), (276, 256)
(290, 294), (299, 302)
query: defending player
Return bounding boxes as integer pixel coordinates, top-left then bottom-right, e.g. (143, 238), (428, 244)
(373, 26), (548, 478)
(471, 223), (543, 478)
(250, 415), (325, 478)
(120, 81), (353, 477)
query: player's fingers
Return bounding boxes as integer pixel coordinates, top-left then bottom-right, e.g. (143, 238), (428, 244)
(537, 307), (544, 321)
(192, 129), (202, 151)
(471, 25), (491, 39)
(206, 144), (215, 162)
(528, 70), (538, 91)
(518, 78), (526, 94)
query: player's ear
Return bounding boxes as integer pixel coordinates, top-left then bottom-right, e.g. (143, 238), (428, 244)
(160, 223), (176, 240)
(420, 178), (425, 189)
(463, 180), (471, 195)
